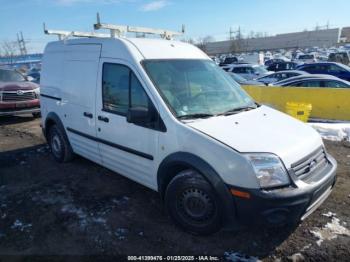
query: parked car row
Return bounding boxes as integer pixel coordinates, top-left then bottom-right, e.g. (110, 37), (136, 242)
(272, 74), (350, 88)
(219, 59), (350, 88)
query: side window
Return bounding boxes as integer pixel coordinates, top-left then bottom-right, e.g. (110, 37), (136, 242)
(290, 82), (304, 87)
(329, 64), (346, 73)
(102, 63), (150, 114)
(300, 81), (322, 87)
(130, 73), (149, 108)
(323, 80), (349, 88)
(302, 65), (315, 72)
(232, 67), (243, 73)
(102, 64), (130, 114)
(279, 73), (288, 80)
(289, 81), (320, 87)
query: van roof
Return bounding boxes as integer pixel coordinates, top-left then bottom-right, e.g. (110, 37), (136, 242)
(44, 37), (208, 61)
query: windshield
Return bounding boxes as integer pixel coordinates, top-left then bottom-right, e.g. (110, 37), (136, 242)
(254, 66), (268, 74)
(143, 59), (255, 118)
(0, 69), (25, 82)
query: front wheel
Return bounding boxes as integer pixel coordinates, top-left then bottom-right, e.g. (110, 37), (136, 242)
(164, 170), (222, 235)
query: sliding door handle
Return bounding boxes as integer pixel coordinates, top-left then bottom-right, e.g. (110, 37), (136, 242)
(98, 115), (109, 123)
(83, 112), (93, 118)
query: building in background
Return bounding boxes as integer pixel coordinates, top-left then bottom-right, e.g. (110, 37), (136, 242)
(204, 28), (342, 55)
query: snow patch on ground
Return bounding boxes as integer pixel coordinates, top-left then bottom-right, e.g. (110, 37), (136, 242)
(309, 123), (350, 141)
(322, 211), (337, 218)
(11, 219), (32, 232)
(310, 216), (350, 246)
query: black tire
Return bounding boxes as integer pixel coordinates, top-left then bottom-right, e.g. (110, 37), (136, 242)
(165, 170), (222, 235)
(32, 112), (41, 118)
(48, 125), (74, 163)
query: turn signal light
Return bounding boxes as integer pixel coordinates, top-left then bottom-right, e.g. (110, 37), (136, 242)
(230, 189), (251, 199)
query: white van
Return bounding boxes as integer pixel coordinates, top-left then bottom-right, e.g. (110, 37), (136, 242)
(40, 34), (337, 235)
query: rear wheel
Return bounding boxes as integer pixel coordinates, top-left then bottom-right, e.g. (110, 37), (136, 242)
(48, 125), (74, 163)
(165, 170), (222, 235)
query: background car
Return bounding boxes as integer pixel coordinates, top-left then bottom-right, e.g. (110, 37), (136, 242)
(225, 64), (272, 80)
(219, 56), (238, 66)
(264, 58), (288, 67)
(328, 51), (350, 66)
(228, 72), (263, 86)
(0, 68), (40, 117)
(266, 61), (300, 72)
(255, 70), (308, 85)
(297, 62), (350, 81)
(295, 54), (317, 63)
(271, 74), (350, 88)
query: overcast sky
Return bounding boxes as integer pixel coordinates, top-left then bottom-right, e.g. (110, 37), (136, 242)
(1, 0), (350, 53)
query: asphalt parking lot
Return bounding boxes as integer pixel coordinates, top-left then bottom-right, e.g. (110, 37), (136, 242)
(0, 115), (349, 261)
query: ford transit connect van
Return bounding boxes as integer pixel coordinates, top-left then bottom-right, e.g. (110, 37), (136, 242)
(41, 34), (337, 235)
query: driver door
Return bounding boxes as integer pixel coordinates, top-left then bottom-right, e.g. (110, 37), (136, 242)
(95, 59), (159, 189)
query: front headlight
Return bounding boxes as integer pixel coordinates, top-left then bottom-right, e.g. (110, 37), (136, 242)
(244, 153), (290, 189)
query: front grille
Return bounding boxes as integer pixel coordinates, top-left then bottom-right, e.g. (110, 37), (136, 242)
(2, 91), (36, 102)
(291, 147), (328, 180)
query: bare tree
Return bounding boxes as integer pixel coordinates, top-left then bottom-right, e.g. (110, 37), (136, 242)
(249, 31), (255, 39)
(181, 37), (196, 45)
(1, 40), (18, 64)
(196, 35), (215, 52)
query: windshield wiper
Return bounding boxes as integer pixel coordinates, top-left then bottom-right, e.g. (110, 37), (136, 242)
(217, 106), (257, 116)
(178, 113), (214, 120)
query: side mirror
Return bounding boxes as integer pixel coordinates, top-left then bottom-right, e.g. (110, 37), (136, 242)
(127, 107), (149, 125)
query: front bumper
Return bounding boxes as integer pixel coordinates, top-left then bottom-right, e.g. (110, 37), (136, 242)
(0, 100), (40, 116)
(229, 154), (337, 227)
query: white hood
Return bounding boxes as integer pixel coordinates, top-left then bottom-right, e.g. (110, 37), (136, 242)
(186, 106), (323, 168)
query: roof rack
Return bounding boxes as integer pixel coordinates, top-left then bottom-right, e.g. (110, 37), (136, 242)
(93, 13), (185, 40)
(44, 13), (185, 40)
(43, 23), (110, 40)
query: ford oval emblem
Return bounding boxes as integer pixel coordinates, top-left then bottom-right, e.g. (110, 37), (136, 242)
(17, 90), (24, 95)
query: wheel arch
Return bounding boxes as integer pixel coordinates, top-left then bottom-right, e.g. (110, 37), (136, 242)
(44, 112), (67, 141)
(157, 152), (238, 229)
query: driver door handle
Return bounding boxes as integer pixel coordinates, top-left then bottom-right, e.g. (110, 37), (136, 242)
(98, 115), (109, 123)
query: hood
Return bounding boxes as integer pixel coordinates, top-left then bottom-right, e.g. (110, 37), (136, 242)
(0, 81), (39, 92)
(186, 106), (322, 168)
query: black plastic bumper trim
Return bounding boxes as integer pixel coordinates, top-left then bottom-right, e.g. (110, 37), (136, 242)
(227, 156), (337, 227)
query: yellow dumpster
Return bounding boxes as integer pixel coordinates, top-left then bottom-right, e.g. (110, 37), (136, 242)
(285, 102), (312, 122)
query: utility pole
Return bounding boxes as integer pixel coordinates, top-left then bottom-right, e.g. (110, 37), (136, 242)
(229, 27), (234, 40)
(17, 31), (27, 56)
(237, 26), (242, 40)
